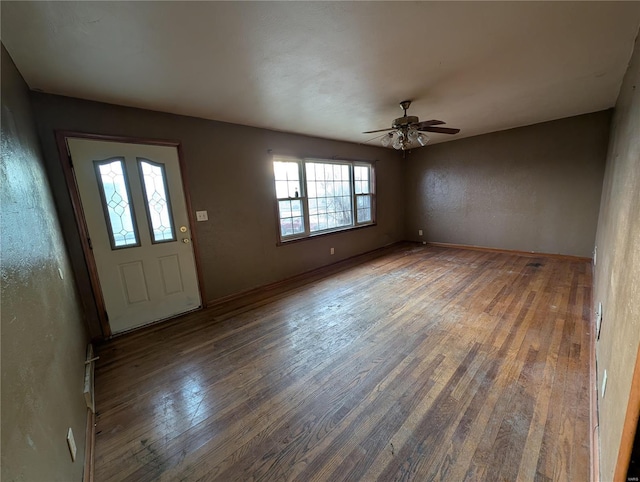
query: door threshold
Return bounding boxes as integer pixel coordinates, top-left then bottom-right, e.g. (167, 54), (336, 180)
(107, 306), (203, 340)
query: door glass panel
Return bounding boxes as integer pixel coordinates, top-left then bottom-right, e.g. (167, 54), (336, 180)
(94, 158), (140, 249)
(138, 159), (176, 243)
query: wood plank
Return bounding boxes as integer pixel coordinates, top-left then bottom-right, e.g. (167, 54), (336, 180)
(92, 245), (592, 481)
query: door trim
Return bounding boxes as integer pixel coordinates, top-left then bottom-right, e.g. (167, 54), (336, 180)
(55, 131), (206, 340)
(614, 343), (640, 481)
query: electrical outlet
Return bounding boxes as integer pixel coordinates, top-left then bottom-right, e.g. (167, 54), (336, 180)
(602, 370), (608, 398)
(67, 428), (77, 462)
(418, 230), (423, 236)
(330, 247), (334, 255)
(593, 246), (597, 266)
(195, 210), (208, 222)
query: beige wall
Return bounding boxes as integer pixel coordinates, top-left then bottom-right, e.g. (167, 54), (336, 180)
(30, 92), (404, 337)
(404, 111), (611, 257)
(1, 46), (89, 481)
(594, 31), (640, 481)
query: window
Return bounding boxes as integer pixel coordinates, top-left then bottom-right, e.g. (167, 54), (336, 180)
(94, 158), (140, 249)
(273, 157), (375, 242)
(354, 165), (373, 223)
(274, 160), (305, 237)
(138, 159), (176, 243)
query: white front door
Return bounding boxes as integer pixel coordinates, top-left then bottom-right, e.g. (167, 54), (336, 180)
(68, 138), (201, 334)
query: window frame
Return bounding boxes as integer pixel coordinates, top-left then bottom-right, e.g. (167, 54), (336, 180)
(273, 156), (376, 244)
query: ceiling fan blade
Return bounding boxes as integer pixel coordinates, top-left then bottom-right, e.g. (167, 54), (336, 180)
(419, 126), (461, 135)
(360, 132), (390, 145)
(413, 120), (446, 129)
(362, 128), (394, 134)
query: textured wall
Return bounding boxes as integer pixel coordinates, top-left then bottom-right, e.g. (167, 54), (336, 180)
(594, 30), (640, 481)
(1, 46), (88, 480)
(404, 111), (611, 257)
(30, 92), (404, 337)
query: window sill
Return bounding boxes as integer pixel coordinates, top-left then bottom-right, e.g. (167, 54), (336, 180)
(276, 222), (377, 247)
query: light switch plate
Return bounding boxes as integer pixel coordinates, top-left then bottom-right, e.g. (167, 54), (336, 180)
(195, 210), (208, 222)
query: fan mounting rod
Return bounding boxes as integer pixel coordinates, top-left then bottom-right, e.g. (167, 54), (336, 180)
(393, 100), (417, 128)
(399, 100), (412, 114)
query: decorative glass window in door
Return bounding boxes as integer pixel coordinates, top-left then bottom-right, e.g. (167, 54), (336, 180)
(138, 159), (176, 243)
(94, 158), (140, 249)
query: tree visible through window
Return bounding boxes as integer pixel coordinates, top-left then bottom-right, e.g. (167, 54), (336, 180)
(273, 157), (375, 242)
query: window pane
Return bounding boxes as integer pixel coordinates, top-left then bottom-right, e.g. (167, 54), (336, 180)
(275, 180), (289, 198)
(358, 208), (372, 223)
(279, 215), (304, 236)
(279, 200), (292, 217)
(139, 160), (176, 243)
(309, 214), (319, 231)
(290, 199), (302, 217)
(95, 159), (139, 248)
(280, 219), (294, 237)
(292, 216), (304, 234)
(274, 160), (300, 198)
(276, 190), (304, 237)
(305, 162), (353, 233)
(354, 166), (371, 194)
(309, 198), (318, 215)
(356, 194), (372, 223)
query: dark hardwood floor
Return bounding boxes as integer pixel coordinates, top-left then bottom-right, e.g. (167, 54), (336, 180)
(93, 245), (592, 481)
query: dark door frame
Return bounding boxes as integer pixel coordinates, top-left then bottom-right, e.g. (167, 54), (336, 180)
(615, 343), (640, 481)
(55, 130), (206, 340)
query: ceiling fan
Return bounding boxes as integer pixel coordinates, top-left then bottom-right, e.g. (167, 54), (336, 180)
(363, 100), (460, 151)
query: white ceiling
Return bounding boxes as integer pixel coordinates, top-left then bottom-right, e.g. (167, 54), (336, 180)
(2, 2), (640, 145)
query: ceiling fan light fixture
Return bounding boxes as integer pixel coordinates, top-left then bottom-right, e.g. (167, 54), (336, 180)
(392, 132), (403, 150)
(367, 100), (459, 151)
